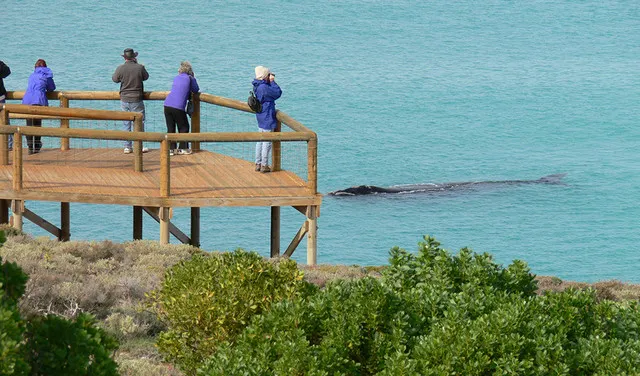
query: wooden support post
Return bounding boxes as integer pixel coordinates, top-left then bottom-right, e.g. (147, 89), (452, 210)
(159, 207), (171, 244)
(143, 207), (188, 244)
(133, 115), (143, 172)
(11, 200), (23, 231)
(160, 139), (170, 197)
(0, 200), (8, 224)
(60, 96), (70, 150)
(270, 206), (280, 257)
(0, 107), (9, 165)
(133, 206), (143, 240)
(191, 93), (201, 151)
(60, 202), (70, 241)
(12, 132), (22, 191)
(272, 119), (281, 171)
(307, 138), (317, 192)
(190, 207), (200, 247)
(307, 205), (318, 265)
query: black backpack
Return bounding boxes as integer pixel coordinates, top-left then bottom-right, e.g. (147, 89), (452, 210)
(248, 90), (262, 113)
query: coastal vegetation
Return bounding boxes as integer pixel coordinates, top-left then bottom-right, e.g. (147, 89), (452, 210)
(2, 225), (640, 375)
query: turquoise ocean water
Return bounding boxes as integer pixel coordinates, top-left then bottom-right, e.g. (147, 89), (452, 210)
(3, 1), (639, 282)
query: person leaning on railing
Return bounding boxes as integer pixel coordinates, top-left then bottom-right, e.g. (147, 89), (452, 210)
(0, 60), (11, 150)
(112, 48), (149, 154)
(252, 65), (282, 173)
(163, 61), (199, 156)
(22, 59), (56, 155)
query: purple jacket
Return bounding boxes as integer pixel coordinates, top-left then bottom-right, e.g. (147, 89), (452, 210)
(164, 73), (199, 111)
(252, 79), (282, 130)
(22, 67), (56, 106)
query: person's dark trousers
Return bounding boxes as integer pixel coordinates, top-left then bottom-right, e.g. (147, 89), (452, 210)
(164, 106), (190, 150)
(26, 118), (42, 154)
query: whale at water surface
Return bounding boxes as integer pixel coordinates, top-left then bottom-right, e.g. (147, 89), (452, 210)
(327, 173), (567, 196)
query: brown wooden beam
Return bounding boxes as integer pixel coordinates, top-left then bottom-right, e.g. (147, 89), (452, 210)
(133, 206), (143, 240)
(0, 190), (322, 209)
(0, 200), (8, 224)
(270, 206), (280, 257)
(22, 207), (60, 238)
(60, 202), (70, 241)
(190, 207), (200, 247)
(283, 221), (308, 258)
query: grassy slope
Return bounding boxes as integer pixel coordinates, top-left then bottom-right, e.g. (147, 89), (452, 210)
(1, 226), (638, 375)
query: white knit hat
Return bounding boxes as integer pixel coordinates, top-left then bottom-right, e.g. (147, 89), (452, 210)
(255, 66), (270, 80)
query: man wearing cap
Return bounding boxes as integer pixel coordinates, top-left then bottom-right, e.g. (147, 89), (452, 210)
(252, 65), (282, 173)
(112, 48), (149, 153)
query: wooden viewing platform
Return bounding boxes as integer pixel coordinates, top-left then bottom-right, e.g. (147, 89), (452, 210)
(0, 91), (321, 264)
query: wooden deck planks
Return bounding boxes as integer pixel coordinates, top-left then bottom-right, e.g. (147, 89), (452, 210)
(0, 148), (319, 207)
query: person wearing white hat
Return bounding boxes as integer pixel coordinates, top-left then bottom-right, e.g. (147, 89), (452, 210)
(252, 65), (282, 173)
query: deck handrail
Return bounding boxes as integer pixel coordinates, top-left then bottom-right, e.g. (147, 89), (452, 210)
(0, 97), (318, 195)
(5, 91), (311, 133)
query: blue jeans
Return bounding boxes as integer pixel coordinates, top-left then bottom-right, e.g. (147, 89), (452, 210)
(255, 128), (273, 166)
(121, 100), (145, 149)
(0, 98), (11, 149)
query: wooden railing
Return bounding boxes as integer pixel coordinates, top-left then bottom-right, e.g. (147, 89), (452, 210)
(0, 91), (318, 194)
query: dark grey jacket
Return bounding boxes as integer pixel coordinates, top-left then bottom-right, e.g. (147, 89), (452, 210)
(112, 60), (149, 102)
(0, 61), (10, 97)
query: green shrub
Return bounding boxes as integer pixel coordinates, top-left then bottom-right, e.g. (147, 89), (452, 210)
(0, 254), (30, 376)
(382, 235), (537, 298)
(1, 231), (121, 376)
(198, 236), (640, 375)
(25, 313), (119, 376)
(150, 250), (314, 374)
(200, 277), (411, 375)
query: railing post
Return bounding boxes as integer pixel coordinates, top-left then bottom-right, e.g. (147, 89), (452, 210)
(191, 93), (200, 152)
(133, 114), (143, 172)
(160, 138), (170, 197)
(272, 119), (281, 171)
(12, 132), (22, 192)
(0, 107), (8, 165)
(307, 137), (317, 193)
(60, 95), (70, 151)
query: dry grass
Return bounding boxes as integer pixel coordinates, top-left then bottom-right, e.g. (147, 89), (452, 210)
(1, 225), (639, 375)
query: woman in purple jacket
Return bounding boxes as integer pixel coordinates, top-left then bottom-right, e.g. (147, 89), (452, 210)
(252, 66), (282, 173)
(22, 59), (56, 154)
(163, 61), (199, 155)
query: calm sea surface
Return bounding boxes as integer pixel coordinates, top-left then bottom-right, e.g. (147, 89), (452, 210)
(3, 1), (639, 282)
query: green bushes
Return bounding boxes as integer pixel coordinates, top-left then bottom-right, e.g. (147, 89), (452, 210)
(196, 236), (640, 375)
(25, 313), (119, 376)
(0, 253), (30, 376)
(0, 231), (120, 376)
(150, 250), (315, 374)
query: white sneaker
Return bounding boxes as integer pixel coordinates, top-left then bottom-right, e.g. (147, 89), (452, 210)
(123, 147), (132, 154)
(142, 147), (149, 153)
(178, 149), (192, 155)
(169, 149), (175, 156)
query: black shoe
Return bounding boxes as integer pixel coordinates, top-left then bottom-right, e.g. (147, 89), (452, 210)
(28, 150), (34, 155)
